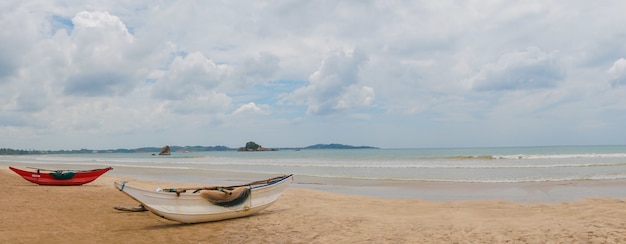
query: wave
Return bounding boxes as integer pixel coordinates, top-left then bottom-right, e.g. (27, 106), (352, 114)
(102, 161), (626, 170)
(9, 156), (626, 170)
(291, 172), (626, 183)
(445, 155), (496, 160)
(422, 153), (626, 161)
(493, 153), (626, 160)
(100, 163), (626, 184)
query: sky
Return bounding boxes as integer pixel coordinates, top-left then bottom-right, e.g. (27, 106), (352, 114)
(2, 1), (626, 150)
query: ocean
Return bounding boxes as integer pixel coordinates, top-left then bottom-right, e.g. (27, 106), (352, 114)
(3, 145), (626, 202)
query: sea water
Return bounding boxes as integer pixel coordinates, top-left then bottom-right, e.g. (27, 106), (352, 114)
(3, 145), (626, 201)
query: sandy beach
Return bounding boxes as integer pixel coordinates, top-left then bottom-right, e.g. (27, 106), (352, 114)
(2, 168), (626, 243)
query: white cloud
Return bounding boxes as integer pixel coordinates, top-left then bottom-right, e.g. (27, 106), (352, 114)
(150, 52), (234, 115)
(152, 52), (231, 100)
(462, 47), (564, 91)
(60, 11), (153, 97)
(232, 102), (270, 116)
(72, 11), (133, 36)
(608, 58), (626, 86)
(334, 86), (375, 110)
(286, 49), (372, 115)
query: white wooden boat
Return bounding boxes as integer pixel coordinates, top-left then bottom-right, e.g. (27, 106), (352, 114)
(114, 174), (293, 223)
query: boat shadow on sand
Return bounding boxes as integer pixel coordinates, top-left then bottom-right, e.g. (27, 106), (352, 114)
(121, 208), (291, 229)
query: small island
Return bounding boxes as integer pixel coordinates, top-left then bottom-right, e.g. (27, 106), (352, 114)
(237, 141), (278, 152)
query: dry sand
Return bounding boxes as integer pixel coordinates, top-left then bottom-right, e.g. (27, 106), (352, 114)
(2, 168), (626, 243)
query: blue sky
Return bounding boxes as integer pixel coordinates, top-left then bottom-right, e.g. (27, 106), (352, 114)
(2, 1), (626, 150)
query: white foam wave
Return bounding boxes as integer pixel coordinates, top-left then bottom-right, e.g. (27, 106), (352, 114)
(293, 173), (626, 183)
(494, 153), (626, 160)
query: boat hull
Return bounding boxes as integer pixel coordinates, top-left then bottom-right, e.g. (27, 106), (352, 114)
(9, 166), (113, 186)
(114, 174), (293, 223)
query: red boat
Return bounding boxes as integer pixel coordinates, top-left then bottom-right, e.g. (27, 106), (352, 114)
(9, 166), (113, 186)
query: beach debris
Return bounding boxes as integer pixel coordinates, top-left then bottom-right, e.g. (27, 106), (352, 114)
(114, 205), (148, 212)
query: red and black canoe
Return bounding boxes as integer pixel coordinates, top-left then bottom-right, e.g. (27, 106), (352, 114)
(9, 166), (113, 186)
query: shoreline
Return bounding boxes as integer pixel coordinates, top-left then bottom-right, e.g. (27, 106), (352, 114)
(3, 167), (626, 242)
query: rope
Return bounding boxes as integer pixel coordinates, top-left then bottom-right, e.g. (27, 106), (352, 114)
(161, 174), (291, 196)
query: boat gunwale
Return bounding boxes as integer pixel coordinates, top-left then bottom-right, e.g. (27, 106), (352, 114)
(115, 174), (294, 196)
(114, 174), (293, 223)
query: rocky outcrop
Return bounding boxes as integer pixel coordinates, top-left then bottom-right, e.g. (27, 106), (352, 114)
(158, 145), (171, 155)
(237, 141), (277, 151)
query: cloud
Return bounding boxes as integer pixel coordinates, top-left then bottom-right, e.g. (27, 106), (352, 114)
(60, 11), (150, 97)
(150, 52), (233, 115)
(236, 52), (280, 88)
(0, 45), (19, 81)
(463, 47), (564, 91)
(286, 49), (373, 115)
(607, 58), (626, 87)
(152, 52), (231, 100)
(232, 102), (270, 116)
(0, 4), (40, 82)
(334, 86), (375, 110)
(163, 91), (232, 115)
(3, 1), (626, 149)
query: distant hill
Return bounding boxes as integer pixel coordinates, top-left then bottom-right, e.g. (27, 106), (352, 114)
(0, 143), (377, 155)
(0, 145), (232, 155)
(123, 145), (232, 153)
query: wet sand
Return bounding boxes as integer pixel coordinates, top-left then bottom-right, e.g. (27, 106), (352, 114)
(2, 168), (626, 243)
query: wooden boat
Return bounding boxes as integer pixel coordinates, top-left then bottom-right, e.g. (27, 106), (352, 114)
(114, 174), (293, 223)
(9, 166), (113, 186)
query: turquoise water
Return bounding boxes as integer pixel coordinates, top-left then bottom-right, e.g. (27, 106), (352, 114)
(3, 145), (626, 184)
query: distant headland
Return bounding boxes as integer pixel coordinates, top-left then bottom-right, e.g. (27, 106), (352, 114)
(0, 142), (378, 155)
